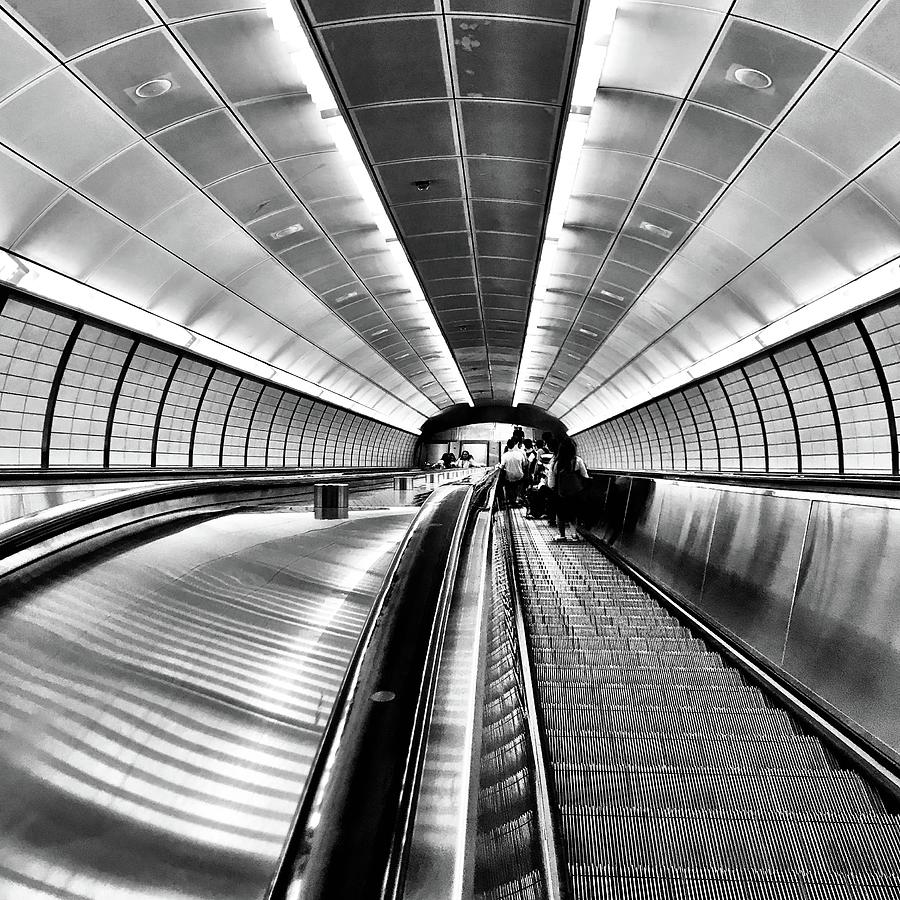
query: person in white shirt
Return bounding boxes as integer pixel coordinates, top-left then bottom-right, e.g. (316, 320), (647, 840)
(547, 436), (589, 541)
(498, 438), (526, 506)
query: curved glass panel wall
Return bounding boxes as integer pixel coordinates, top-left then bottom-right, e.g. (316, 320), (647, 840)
(576, 294), (900, 477)
(0, 289), (417, 470)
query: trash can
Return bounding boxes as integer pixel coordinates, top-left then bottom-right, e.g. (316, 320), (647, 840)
(314, 483), (349, 519)
(393, 475), (419, 491)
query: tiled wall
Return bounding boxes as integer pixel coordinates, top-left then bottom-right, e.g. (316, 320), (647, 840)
(0, 291), (417, 470)
(576, 297), (900, 476)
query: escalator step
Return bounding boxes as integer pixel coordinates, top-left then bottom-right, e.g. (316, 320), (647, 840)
(500, 510), (900, 899)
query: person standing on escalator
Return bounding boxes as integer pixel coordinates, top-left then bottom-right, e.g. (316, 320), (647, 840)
(547, 435), (589, 542)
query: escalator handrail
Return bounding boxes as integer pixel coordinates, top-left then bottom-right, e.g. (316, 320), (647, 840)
(266, 473), (495, 899)
(381, 469), (499, 899)
(501, 502), (566, 900)
(0, 469), (406, 563)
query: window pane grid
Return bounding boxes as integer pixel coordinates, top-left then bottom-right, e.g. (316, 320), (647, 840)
(744, 358), (796, 472)
(156, 358), (213, 466)
(0, 299), (77, 466)
(50, 326), (134, 466)
(109, 344), (178, 467)
(813, 326), (891, 474)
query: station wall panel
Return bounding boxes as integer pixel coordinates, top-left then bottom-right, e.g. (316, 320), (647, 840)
(0, 290), (417, 471)
(577, 294), (900, 477)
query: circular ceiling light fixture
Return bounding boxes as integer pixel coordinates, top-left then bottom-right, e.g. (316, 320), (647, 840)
(135, 77), (173, 99)
(733, 67), (772, 90)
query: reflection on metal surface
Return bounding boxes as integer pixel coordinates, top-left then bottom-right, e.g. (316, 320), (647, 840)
(0, 507), (414, 899)
(786, 501), (900, 752)
(646, 480), (718, 602)
(702, 489), (811, 662)
(588, 472), (900, 764)
(401, 507), (491, 899)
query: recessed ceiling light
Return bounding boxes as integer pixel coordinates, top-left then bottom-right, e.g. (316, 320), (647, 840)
(372, 327), (389, 336)
(639, 221), (673, 239)
(598, 289), (624, 301)
(579, 327), (598, 337)
(733, 67), (772, 90)
(271, 223), (303, 239)
(135, 77), (173, 99)
(566, 352), (580, 359)
(395, 352), (410, 360)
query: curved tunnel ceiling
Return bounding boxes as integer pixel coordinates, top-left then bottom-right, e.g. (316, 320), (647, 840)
(1, 1), (900, 438)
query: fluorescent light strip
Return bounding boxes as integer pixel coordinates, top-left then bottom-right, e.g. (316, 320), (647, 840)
(265, 0), (473, 408)
(514, 0), (619, 407)
(566, 254), (900, 429)
(0, 249), (424, 432)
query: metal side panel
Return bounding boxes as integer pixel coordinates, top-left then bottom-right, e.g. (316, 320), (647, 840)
(785, 499), (900, 755)
(701, 488), (811, 663)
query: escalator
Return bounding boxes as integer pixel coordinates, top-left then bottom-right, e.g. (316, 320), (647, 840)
(489, 508), (900, 900)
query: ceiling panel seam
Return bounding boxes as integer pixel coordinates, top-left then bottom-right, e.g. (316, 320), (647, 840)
(507, 0), (591, 405)
(549, 1), (895, 418)
(296, 2), (484, 403)
(0, 135), (435, 423)
(438, 0), (494, 399)
(145, 1), (458, 408)
(554, 3), (894, 420)
(530, 0), (742, 407)
(0, 2), (454, 413)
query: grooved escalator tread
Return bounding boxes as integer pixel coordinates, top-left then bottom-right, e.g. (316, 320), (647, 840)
(506, 510), (900, 900)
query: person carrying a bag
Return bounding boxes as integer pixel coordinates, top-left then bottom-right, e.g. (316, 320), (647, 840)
(547, 436), (589, 542)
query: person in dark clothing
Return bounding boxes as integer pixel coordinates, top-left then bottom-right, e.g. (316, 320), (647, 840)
(440, 449), (457, 469)
(548, 435), (588, 541)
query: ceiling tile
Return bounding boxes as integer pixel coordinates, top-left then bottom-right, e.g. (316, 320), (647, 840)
(691, 18), (826, 127)
(302, 0), (438, 26)
(779, 53), (900, 176)
(8, 0), (154, 59)
(176, 9), (299, 105)
(80, 141), (194, 228)
(451, 17), (571, 103)
(466, 157), (549, 203)
(154, 109), (264, 187)
(0, 13), (53, 102)
(238, 94), (332, 160)
(733, 0), (872, 47)
(585, 90), (678, 155)
(460, 99), (558, 160)
(0, 145), (64, 245)
(14, 191), (131, 278)
(407, 231), (472, 258)
(448, 0), (578, 20)
(321, 18), (448, 106)
(476, 231), (539, 259)
(661, 102), (765, 181)
(377, 158), (463, 204)
(640, 160), (724, 221)
(846, 0), (900, 85)
(206, 165), (296, 223)
(354, 101), (457, 162)
(471, 199), (542, 234)
(602, 1), (724, 95)
(0, 68), (137, 182)
(394, 199), (468, 235)
(74, 29), (221, 135)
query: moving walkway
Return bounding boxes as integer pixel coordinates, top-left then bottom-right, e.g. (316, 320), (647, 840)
(4, 471), (900, 899)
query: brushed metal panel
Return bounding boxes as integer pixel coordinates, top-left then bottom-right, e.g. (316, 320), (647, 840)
(0, 507), (416, 899)
(593, 474), (634, 545)
(784, 500), (900, 754)
(616, 476), (661, 573)
(701, 490), (810, 662)
(647, 481), (719, 601)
